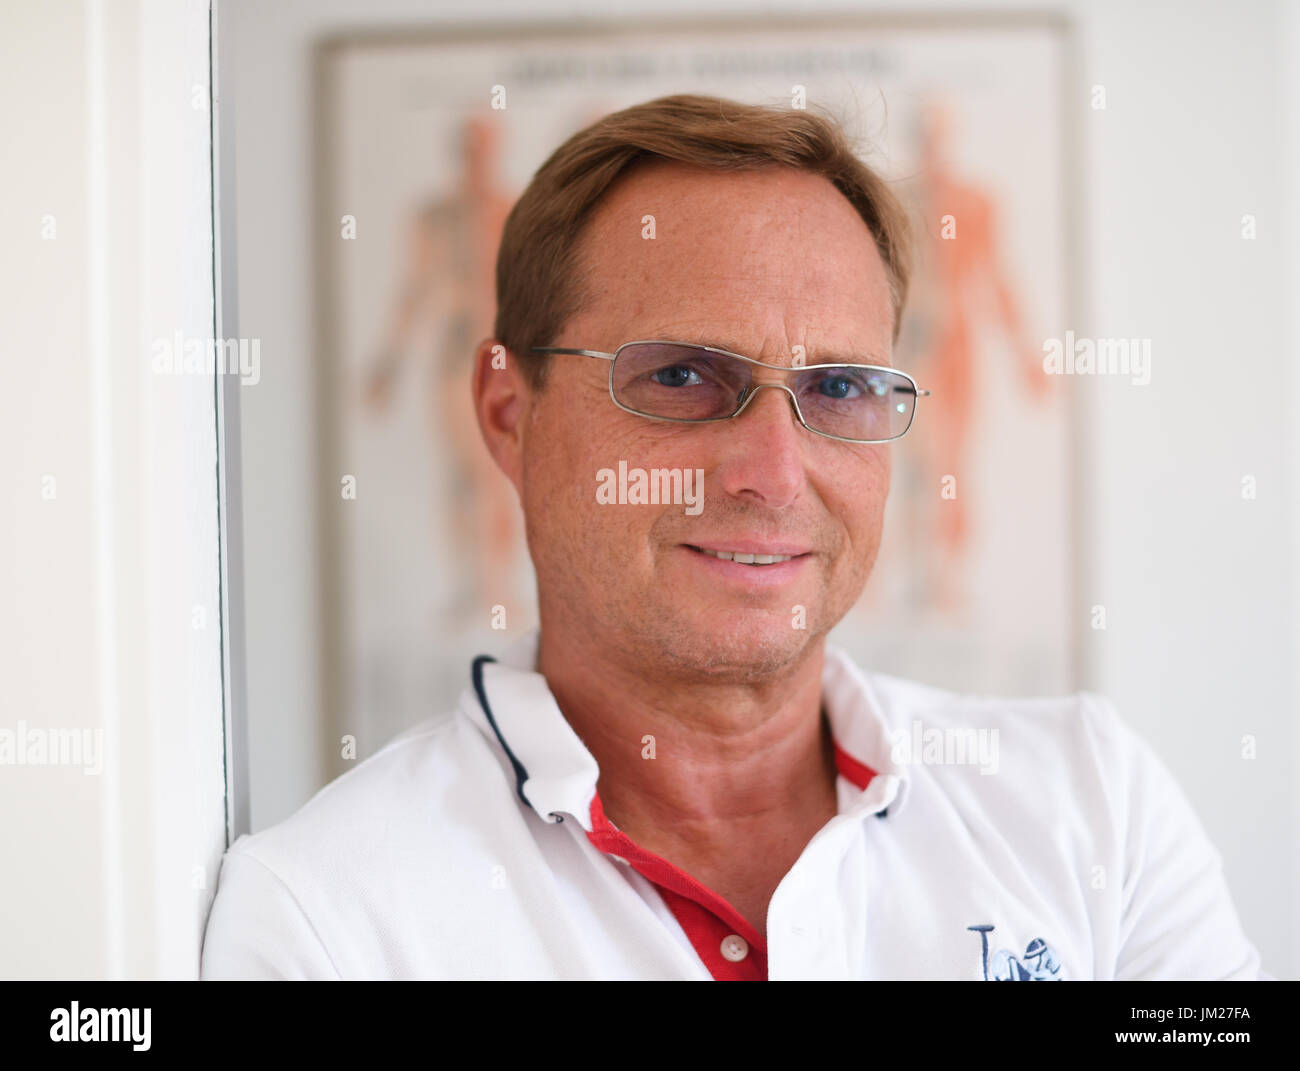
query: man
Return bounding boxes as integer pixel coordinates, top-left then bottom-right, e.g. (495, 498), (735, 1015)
(201, 94), (1266, 980)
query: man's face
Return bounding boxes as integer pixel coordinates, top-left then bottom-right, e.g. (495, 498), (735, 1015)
(517, 161), (896, 680)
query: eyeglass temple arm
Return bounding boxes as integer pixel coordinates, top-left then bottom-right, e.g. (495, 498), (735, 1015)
(530, 347), (616, 361)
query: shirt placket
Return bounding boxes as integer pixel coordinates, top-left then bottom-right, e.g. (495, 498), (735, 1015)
(585, 791), (769, 981)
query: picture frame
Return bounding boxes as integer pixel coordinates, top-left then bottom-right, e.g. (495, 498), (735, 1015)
(313, 13), (1081, 769)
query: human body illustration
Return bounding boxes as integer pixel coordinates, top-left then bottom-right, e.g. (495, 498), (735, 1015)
(364, 114), (518, 611)
(900, 102), (1054, 610)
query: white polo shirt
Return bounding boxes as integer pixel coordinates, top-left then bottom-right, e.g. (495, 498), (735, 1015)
(200, 630), (1268, 980)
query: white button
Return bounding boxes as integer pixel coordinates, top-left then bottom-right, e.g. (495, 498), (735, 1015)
(720, 935), (749, 962)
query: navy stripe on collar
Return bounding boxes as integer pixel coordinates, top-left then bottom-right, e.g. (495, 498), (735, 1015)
(471, 654), (535, 813)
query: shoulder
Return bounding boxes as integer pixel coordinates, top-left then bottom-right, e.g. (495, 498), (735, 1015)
(863, 663), (1123, 736)
(852, 657), (1136, 775)
(836, 650), (1148, 835)
(845, 660), (1264, 977)
(233, 706), (535, 876)
(242, 715), (467, 848)
(201, 711), (516, 979)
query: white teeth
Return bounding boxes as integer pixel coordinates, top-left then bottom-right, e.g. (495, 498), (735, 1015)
(696, 548), (793, 565)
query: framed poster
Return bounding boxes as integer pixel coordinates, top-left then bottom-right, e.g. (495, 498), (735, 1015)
(315, 15), (1078, 765)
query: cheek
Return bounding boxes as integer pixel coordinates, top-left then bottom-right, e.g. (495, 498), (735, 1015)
(520, 403), (651, 566)
(828, 448), (891, 556)
(521, 416), (592, 541)
(872, 448), (892, 505)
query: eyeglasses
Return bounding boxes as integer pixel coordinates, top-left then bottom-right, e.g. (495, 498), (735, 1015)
(530, 340), (931, 444)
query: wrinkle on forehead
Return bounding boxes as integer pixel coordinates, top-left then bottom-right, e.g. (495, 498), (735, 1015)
(568, 162), (893, 363)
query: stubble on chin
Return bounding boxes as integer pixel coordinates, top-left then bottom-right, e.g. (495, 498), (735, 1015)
(600, 574), (835, 685)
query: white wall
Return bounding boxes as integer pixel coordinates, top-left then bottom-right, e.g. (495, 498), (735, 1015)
(227, 0), (1299, 978)
(1285, 0), (1300, 966)
(0, 0), (228, 979)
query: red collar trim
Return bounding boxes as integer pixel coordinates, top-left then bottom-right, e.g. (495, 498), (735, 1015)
(833, 739), (877, 791)
(586, 791), (768, 956)
(582, 742), (877, 981)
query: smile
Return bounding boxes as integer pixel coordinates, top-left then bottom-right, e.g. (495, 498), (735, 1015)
(685, 545), (804, 566)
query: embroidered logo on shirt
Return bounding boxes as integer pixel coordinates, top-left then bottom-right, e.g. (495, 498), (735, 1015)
(967, 924), (1063, 981)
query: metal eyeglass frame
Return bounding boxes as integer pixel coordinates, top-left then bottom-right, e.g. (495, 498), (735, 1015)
(530, 339), (932, 444)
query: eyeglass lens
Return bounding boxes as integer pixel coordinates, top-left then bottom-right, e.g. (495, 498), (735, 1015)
(609, 342), (917, 441)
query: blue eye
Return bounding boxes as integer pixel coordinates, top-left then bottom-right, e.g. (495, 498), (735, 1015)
(808, 370), (892, 403)
(653, 365), (703, 387)
(818, 374), (861, 399)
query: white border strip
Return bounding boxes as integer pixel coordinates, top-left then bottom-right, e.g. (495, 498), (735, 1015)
(86, 0), (125, 981)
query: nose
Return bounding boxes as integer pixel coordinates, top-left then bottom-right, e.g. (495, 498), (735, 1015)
(715, 383), (806, 508)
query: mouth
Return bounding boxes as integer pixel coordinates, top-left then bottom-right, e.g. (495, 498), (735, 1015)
(683, 544), (811, 567)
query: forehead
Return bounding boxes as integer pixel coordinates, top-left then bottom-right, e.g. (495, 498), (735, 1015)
(571, 160), (894, 362)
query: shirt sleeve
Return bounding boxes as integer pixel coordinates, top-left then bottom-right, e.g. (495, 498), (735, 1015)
(1092, 696), (1269, 980)
(200, 844), (343, 981)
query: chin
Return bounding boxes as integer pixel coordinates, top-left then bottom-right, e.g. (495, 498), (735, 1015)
(641, 605), (820, 682)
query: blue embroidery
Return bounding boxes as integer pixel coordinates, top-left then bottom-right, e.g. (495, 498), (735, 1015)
(968, 924), (1063, 981)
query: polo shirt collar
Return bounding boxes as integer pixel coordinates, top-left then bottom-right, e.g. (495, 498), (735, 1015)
(460, 629), (910, 833)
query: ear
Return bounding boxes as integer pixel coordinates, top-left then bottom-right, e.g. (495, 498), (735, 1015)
(471, 338), (529, 496)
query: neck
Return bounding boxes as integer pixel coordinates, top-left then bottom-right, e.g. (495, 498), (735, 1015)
(535, 621), (838, 849)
